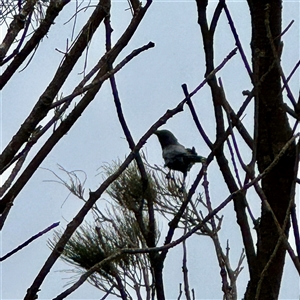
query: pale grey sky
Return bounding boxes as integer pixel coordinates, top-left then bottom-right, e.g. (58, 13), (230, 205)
(1, 1), (299, 299)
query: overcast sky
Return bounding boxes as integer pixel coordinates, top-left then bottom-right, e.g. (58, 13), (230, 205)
(1, 0), (300, 299)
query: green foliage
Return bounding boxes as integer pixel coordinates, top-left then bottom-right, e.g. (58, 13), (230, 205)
(56, 224), (113, 276)
(50, 158), (162, 296)
(103, 160), (158, 212)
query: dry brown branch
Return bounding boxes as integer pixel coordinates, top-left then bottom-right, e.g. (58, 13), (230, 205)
(0, 0), (38, 62)
(0, 0), (109, 172)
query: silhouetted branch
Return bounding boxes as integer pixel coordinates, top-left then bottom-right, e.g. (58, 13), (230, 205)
(0, 0), (38, 62)
(0, 222), (59, 261)
(223, 2), (253, 80)
(0, 0), (71, 88)
(265, 4), (297, 107)
(0, 0), (108, 172)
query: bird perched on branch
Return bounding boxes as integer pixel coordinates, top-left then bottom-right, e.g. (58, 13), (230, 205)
(154, 129), (206, 181)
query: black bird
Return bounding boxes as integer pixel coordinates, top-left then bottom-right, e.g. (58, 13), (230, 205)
(154, 129), (205, 180)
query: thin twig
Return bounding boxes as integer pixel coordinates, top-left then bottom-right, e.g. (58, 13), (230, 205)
(223, 2), (253, 80)
(0, 222), (59, 261)
(265, 6), (297, 107)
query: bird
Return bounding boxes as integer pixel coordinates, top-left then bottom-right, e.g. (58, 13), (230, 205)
(154, 129), (206, 181)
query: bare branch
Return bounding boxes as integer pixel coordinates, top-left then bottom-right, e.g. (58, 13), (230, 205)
(0, 222), (59, 261)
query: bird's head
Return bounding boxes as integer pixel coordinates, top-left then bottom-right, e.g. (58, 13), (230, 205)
(154, 129), (179, 149)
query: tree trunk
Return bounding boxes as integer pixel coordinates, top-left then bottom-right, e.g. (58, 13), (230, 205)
(245, 1), (296, 299)
(150, 253), (165, 300)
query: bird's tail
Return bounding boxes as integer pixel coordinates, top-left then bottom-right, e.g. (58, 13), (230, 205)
(186, 147), (206, 163)
(189, 155), (206, 163)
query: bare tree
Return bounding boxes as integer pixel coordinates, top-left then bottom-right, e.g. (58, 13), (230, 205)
(194, 1), (299, 299)
(1, 1), (299, 300)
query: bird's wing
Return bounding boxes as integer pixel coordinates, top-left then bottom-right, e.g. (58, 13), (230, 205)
(162, 144), (187, 161)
